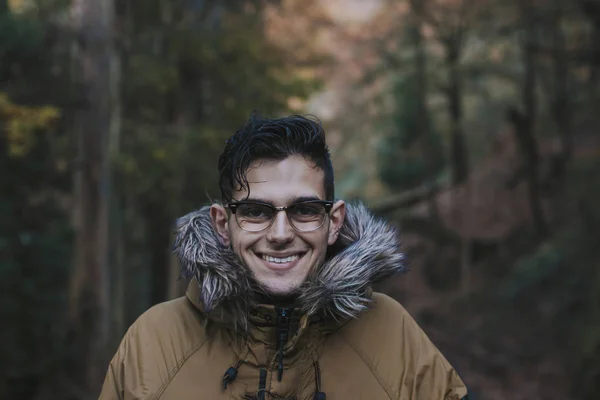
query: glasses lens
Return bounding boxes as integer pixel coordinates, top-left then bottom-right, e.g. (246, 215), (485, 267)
(288, 202), (327, 231)
(236, 203), (274, 231)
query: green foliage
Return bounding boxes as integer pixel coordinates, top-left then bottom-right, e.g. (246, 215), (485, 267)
(496, 159), (600, 304)
(0, 101), (71, 382)
(1, 0), (320, 393)
(491, 158), (600, 396)
(109, 2), (321, 313)
(0, 5), (44, 65)
(496, 241), (565, 300)
(377, 76), (445, 191)
(0, 93), (60, 156)
(0, 6), (72, 389)
(117, 3), (319, 219)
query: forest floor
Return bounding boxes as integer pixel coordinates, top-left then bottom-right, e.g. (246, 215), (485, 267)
(377, 129), (600, 400)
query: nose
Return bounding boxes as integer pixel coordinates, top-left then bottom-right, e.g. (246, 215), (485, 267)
(266, 210), (294, 244)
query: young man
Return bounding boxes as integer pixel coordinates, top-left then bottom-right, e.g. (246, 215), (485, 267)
(99, 114), (468, 399)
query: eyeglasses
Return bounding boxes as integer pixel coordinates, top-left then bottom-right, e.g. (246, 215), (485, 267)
(226, 200), (334, 232)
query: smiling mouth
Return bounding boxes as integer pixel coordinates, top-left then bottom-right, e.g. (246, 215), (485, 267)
(261, 253), (302, 264)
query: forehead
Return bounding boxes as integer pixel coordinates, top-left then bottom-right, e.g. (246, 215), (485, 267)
(233, 156), (325, 204)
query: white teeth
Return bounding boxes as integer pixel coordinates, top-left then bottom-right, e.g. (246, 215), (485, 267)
(261, 254), (300, 264)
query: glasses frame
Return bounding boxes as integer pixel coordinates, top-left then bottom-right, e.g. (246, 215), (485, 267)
(226, 199), (334, 232)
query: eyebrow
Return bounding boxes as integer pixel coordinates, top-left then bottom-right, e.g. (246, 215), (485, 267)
(242, 195), (323, 206)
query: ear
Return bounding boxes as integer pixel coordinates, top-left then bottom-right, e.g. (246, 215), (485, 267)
(327, 200), (346, 246)
(210, 204), (231, 247)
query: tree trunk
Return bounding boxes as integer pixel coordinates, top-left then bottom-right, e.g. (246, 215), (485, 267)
(149, 219), (172, 306)
(590, 29), (600, 109)
(414, 19), (427, 142)
(446, 40), (469, 185)
(413, 17), (435, 176)
(587, 3), (600, 115)
(578, 0), (600, 118)
(111, 197), (126, 344)
(142, 203), (172, 306)
(110, 0), (125, 346)
(68, 0), (116, 395)
(551, 0), (571, 167)
(509, 1), (547, 239)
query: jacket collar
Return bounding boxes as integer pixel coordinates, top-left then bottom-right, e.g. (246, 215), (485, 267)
(174, 202), (405, 332)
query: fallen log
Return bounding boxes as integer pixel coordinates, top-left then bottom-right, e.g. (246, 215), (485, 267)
(369, 182), (450, 214)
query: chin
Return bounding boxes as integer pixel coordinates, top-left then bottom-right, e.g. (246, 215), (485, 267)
(258, 281), (302, 299)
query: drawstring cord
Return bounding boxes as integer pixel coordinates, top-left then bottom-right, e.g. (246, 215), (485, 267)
(313, 361), (326, 400)
(222, 359), (243, 389)
(223, 360), (326, 399)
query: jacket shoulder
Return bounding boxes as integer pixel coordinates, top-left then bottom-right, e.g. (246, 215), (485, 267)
(100, 296), (209, 399)
(338, 292), (467, 400)
(130, 295), (207, 346)
(339, 292), (425, 347)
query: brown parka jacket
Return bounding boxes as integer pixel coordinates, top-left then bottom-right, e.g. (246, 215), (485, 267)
(99, 204), (468, 400)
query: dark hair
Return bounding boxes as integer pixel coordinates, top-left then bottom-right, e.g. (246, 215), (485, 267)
(218, 112), (334, 202)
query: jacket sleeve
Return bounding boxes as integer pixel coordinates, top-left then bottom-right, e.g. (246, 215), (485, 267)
(416, 356), (468, 400)
(407, 322), (468, 400)
(98, 333), (128, 400)
(393, 300), (468, 400)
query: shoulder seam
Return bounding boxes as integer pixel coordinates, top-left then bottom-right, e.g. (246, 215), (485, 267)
(341, 334), (397, 400)
(152, 336), (209, 400)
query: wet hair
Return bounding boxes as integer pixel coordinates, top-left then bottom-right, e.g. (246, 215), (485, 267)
(218, 112), (334, 202)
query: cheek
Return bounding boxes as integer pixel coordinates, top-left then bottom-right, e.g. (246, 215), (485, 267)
(307, 231), (330, 257)
(227, 228), (243, 253)
(230, 230), (260, 254)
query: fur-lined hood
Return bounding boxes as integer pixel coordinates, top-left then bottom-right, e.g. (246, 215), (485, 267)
(173, 202), (405, 331)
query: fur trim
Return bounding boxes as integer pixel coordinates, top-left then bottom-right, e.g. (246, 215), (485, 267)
(298, 203), (405, 321)
(173, 208), (255, 331)
(173, 203), (405, 330)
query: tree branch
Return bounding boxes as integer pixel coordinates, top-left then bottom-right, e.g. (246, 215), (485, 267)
(369, 182), (450, 214)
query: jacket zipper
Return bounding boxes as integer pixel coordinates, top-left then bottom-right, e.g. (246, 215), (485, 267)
(253, 308), (292, 399)
(257, 368), (267, 400)
(276, 307), (291, 382)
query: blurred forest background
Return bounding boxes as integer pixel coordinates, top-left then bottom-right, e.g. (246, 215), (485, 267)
(1, 0), (600, 399)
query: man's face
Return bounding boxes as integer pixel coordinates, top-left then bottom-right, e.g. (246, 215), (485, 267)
(210, 155), (345, 297)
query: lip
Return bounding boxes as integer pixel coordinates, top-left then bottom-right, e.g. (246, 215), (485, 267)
(261, 252), (303, 258)
(254, 251), (307, 272)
